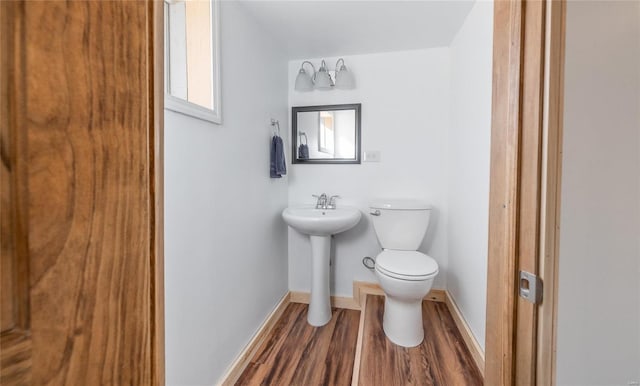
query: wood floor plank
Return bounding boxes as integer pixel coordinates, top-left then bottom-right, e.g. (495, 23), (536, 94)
(359, 295), (483, 386)
(318, 308), (360, 385)
(236, 303), (360, 386)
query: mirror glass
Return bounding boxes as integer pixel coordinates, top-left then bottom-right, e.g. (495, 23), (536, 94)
(292, 104), (361, 164)
(164, 0), (221, 123)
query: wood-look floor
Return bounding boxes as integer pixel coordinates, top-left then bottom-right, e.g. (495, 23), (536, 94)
(236, 296), (482, 386)
(236, 303), (360, 386)
(359, 295), (483, 386)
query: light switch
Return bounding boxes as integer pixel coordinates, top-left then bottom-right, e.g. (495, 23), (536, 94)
(364, 150), (381, 162)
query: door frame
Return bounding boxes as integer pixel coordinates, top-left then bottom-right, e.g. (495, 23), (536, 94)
(485, 1), (566, 385)
(152, 1), (166, 385)
(534, 2), (565, 384)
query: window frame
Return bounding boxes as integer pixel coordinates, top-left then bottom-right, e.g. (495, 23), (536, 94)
(164, 0), (222, 124)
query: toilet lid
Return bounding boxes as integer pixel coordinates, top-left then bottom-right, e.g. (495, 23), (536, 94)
(375, 250), (439, 281)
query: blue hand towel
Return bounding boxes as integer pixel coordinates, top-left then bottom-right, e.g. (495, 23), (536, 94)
(270, 135), (286, 178)
(298, 144), (309, 159)
(298, 132), (309, 159)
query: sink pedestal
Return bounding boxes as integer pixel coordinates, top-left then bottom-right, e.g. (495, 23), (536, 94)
(282, 206), (361, 327)
(308, 235), (331, 326)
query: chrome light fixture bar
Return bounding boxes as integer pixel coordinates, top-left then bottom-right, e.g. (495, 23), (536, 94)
(294, 58), (355, 91)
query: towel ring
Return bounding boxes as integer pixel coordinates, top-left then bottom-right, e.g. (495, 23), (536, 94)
(270, 118), (281, 136)
(299, 132), (308, 145)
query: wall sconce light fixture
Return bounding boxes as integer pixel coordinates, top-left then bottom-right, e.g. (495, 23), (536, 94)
(294, 58), (355, 91)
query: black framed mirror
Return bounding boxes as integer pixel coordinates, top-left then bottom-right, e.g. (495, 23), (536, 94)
(292, 104), (361, 164)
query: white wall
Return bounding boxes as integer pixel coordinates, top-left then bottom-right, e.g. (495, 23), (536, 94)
(164, 3), (289, 385)
(447, 1), (493, 351)
(287, 49), (451, 297)
(556, 1), (640, 385)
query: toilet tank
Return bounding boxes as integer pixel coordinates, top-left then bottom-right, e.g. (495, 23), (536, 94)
(369, 199), (432, 250)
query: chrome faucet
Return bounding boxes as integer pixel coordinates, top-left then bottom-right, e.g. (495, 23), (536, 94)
(312, 193), (327, 209)
(327, 195), (340, 209)
(313, 193), (340, 209)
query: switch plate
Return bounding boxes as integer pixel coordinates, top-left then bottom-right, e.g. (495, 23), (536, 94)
(363, 150), (381, 162)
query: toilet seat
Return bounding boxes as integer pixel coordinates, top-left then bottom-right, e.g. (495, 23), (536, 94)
(375, 250), (439, 281)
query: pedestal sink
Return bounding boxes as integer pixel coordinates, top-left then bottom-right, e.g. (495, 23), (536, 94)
(282, 206), (361, 326)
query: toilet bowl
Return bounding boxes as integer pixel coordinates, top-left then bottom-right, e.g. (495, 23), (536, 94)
(374, 250), (438, 347)
(369, 199), (439, 347)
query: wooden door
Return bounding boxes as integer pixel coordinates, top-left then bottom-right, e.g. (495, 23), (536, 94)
(485, 0), (565, 385)
(0, 1), (164, 385)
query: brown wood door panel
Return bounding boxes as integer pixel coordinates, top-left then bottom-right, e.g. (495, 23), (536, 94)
(1, 1), (164, 385)
(1, 1), (33, 384)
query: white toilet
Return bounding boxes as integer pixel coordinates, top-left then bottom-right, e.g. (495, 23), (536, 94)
(369, 199), (439, 347)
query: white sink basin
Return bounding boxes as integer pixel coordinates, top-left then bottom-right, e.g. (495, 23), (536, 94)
(282, 206), (361, 326)
(282, 206), (361, 236)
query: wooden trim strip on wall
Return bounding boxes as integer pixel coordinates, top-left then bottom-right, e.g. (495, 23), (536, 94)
(350, 293), (368, 386)
(290, 283), (447, 310)
(217, 293), (292, 386)
(352, 280), (384, 306)
(444, 292), (485, 378)
(536, 1), (566, 385)
(151, 1), (165, 384)
(289, 291), (361, 310)
(290, 285), (446, 310)
(351, 281), (446, 307)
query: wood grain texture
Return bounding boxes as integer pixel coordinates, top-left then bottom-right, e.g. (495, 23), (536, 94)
(152, 1), (166, 384)
(26, 1), (156, 383)
(445, 292), (485, 377)
(485, 1), (523, 384)
(1, 1), (164, 384)
(516, 1), (546, 383)
(350, 293), (368, 386)
(0, 0), (16, 333)
(0, 331), (32, 385)
(358, 295), (483, 386)
(290, 285), (446, 312)
(236, 303), (360, 386)
(289, 291), (360, 310)
(486, 1), (558, 384)
(1, 2), (33, 384)
(219, 293), (291, 386)
(1, 0), (31, 334)
(353, 282), (446, 305)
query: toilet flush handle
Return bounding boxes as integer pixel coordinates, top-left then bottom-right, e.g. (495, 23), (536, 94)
(370, 209), (381, 216)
